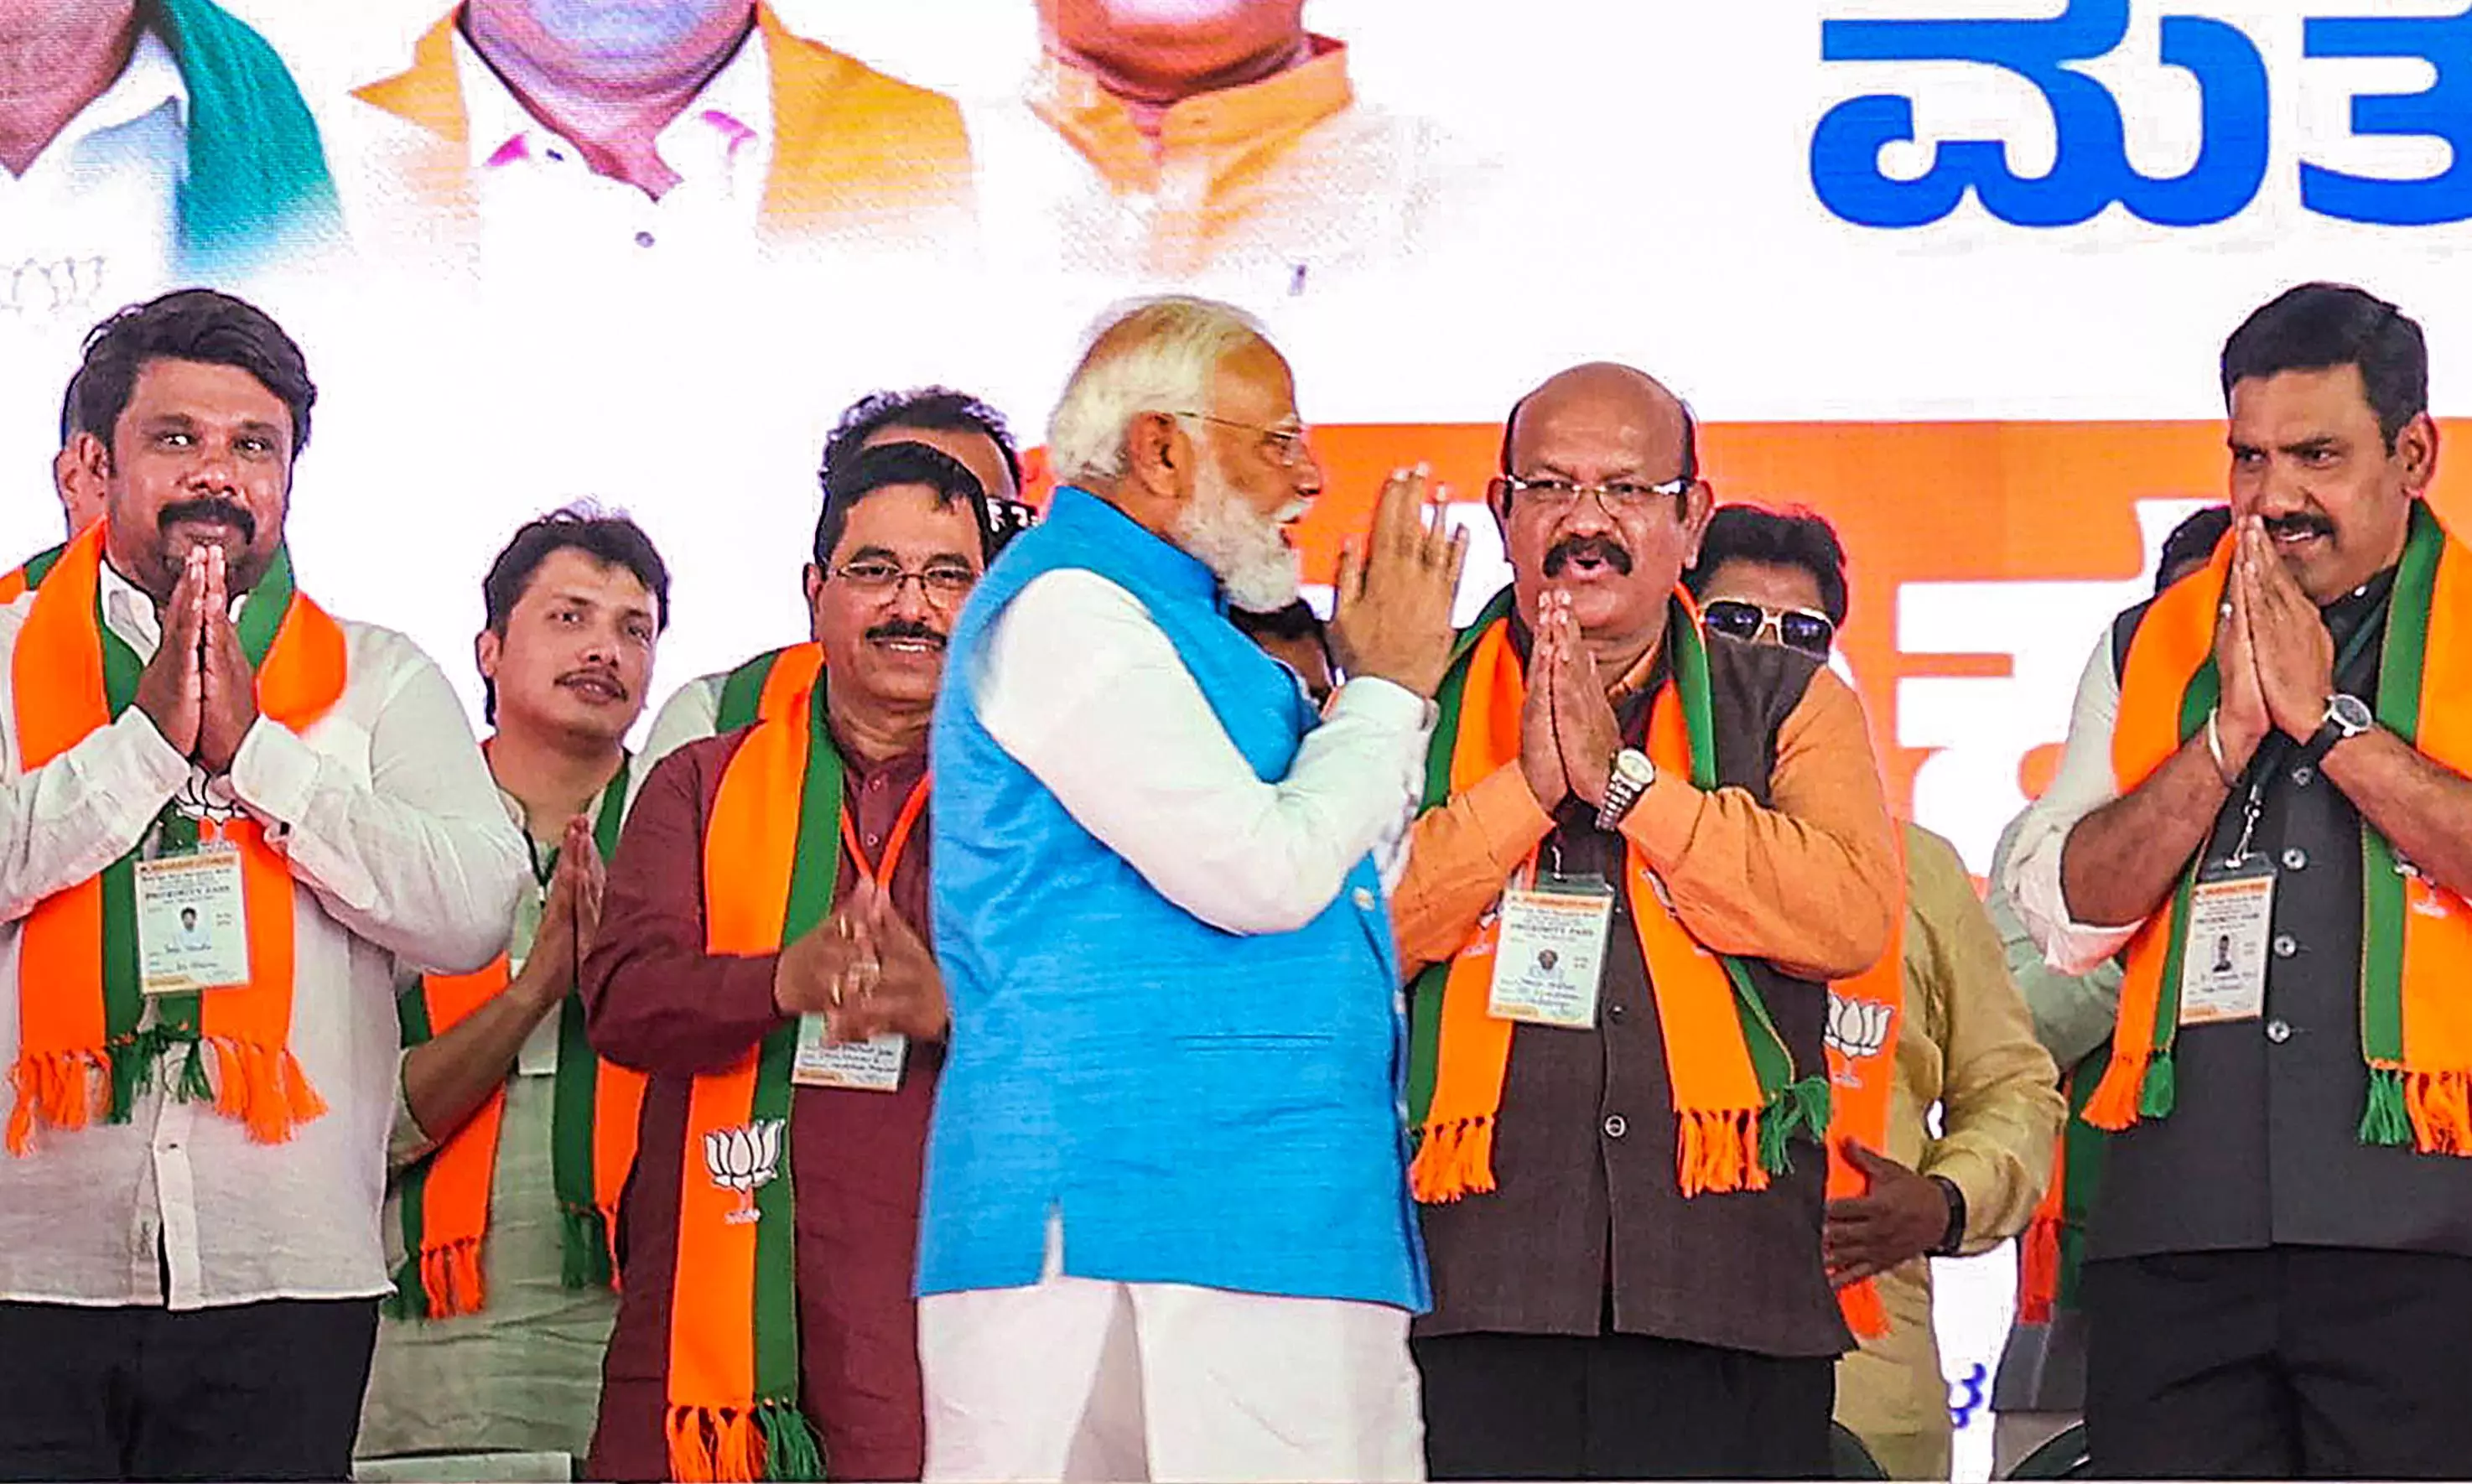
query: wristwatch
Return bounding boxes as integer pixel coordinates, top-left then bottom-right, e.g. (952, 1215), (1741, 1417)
(1596, 749), (1657, 831)
(1926, 1175), (1969, 1258)
(2302, 693), (2375, 766)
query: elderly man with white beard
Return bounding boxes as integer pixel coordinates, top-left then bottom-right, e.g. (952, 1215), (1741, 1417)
(917, 295), (1465, 1483)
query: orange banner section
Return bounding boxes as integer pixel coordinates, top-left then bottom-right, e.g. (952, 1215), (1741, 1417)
(1031, 419), (2469, 824)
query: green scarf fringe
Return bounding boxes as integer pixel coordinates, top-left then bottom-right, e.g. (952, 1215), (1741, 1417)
(756, 1398), (825, 1481)
(1757, 1074), (1832, 1175)
(2360, 1066), (2412, 1147)
(382, 1255), (428, 1321)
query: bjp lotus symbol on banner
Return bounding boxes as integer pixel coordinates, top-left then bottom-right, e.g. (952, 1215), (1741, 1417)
(704, 1118), (784, 1225)
(1825, 994), (1893, 1086)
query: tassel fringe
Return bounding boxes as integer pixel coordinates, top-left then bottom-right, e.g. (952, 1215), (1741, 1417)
(206, 1039), (327, 1144)
(668, 1403), (818, 1484)
(1677, 1108), (1763, 1196)
(2403, 1070), (2472, 1155)
(2081, 1053), (2147, 1132)
(756, 1398), (825, 1481)
(1409, 1118), (1498, 1205)
(2361, 1065), (2412, 1147)
(7, 1049), (107, 1155)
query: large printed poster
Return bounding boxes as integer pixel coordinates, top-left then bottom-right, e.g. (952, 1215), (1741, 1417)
(3, 2), (2466, 1471)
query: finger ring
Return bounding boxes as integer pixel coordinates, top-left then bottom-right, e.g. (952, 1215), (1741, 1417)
(2219, 602), (2233, 619)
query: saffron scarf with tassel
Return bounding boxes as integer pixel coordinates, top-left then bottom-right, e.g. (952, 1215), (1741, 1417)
(7, 521), (345, 1155)
(2086, 501), (2472, 1154)
(1406, 589), (1832, 1208)
(662, 641), (834, 1482)
(387, 760), (647, 1318)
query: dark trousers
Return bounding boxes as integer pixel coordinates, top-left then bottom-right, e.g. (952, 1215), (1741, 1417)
(0, 1297), (381, 1481)
(1413, 1330), (1835, 1480)
(2085, 1247), (2472, 1479)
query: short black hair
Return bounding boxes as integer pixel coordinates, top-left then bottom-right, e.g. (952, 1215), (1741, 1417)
(480, 504), (672, 724)
(2220, 283), (2427, 450)
(1684, 503), (1851, 626)
(821, 387), (1022, 496)
(58, 367), (88, 444)
(813, 442), (991, 571)
(75, 289), (316, 458)
(2157, 505), (2233, 594)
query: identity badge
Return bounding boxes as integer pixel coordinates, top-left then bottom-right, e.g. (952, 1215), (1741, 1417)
(2179, 861), (2277, 1026)
(136, 843), (250, 995)
(1487, 872), (1618, 1030)
(792, 1016), (906, 1092)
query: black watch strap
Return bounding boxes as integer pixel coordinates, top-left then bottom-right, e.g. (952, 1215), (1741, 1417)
(1926, 1175), (1967, 1258)
(2301, 716), (2346, 769)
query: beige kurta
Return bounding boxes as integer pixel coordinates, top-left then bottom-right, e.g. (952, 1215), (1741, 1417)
(1834, 824), (2064, 1479)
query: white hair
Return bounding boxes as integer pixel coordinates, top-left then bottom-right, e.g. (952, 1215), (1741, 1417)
(1046, 296), (1270, 488)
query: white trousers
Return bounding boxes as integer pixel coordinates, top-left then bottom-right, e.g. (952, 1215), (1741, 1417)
(918, 1226), (1425, 1483)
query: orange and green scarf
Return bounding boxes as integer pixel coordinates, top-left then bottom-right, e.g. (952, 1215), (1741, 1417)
(2087, 501), (2472, 1153)
(1406, 589), (1831, 1206)
(7, 521), (345, 1155)
(0, 542), (66, 605)
(387, 762), (647, 1318)
(1823, 828), (1905, 1340)
(663, 641), (834, 1482)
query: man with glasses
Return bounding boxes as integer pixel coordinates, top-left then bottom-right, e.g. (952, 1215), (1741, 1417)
(1389, 364), (1899, 1479)
(579, 442), (986, 1481)
(636, 387), (1029, 778)
(917, 296), (1457, 1482)
(1688, 503), (2063, 1480)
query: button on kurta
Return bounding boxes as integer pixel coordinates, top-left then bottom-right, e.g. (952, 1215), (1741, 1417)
(1353, 886), (1376, 911)
(2267, 1020), (2293, 1044)
(2282, 848), (2308, 871)
(1602, 1114), (1628, 1139)
(2273, 934), (2298, 958)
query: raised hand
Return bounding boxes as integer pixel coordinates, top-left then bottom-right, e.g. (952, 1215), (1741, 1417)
(1542, 591), (1623, 808)
(514, 819), (592, 1014)
(132, 544), (207, 758)
(1519, 601), (1568, 810)
(2239, 517), (2338, 743)
(2211, 545), (2270, 781)
(771, 899), (876, 1020)
(195, 544), (259, 776)
(1332, 465), (1469, 699)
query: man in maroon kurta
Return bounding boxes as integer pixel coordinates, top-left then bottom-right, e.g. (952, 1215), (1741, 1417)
(580, 443), (998, 1481)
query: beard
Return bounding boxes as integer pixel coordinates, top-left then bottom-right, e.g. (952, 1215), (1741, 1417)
(1176, 462), (1302, 614)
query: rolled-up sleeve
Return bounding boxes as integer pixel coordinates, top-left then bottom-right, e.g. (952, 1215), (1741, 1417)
(1619, 667), (1898, 982)
(2004, 633), (2143, 976)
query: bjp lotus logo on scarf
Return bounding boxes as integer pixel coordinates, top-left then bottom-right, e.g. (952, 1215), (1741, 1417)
(704, 1118), (784, 1225)
(1825, 994), (1893, 1085)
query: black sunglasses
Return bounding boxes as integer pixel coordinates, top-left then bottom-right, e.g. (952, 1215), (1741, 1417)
(1701, 599), (1835, 658)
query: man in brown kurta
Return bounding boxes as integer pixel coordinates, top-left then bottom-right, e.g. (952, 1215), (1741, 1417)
(580, 442), (1002, 1481)
(1396, 365), (1898, 1480)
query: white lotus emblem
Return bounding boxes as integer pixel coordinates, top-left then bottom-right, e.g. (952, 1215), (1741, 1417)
(703, 1118), (785, 1225)
(1825, 994), (1893, 1083)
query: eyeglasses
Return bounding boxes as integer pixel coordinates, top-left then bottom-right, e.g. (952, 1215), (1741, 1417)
(1175, 413), (1313, 469)
(830, 560), (979, 606)
(1701, 599), (1836, 658)
(1494, 474), (1692, 513)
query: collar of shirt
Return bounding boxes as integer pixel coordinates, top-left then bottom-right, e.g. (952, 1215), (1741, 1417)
(1030, 33), (1352, 197)
(449, 23), (773, 205)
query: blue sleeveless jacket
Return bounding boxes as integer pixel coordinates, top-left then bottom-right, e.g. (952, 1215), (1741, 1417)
(921, 487), (1428, 1310)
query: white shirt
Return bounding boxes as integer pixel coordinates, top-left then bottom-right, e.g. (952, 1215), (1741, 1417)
(0, 28), (185, 327)
(635, 668), (733, 802)
(973, 568), (1427, 936)
(2002, 631), (2142, 976)
(452, 26), (775, 280)
(0, 563), (529, 1310)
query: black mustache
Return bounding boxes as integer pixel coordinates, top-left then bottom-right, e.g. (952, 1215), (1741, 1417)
(158, 498), (256, 545)
(865, 620), (947, 647)
(557, 667), (629, 700)
(1543, 535), (1633, 577)
(2266, 514), (2334, 541)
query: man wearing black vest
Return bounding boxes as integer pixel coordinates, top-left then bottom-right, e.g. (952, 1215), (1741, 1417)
(1391, 362), (1899, 1479)
(2010, 283), (2472, 1477)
